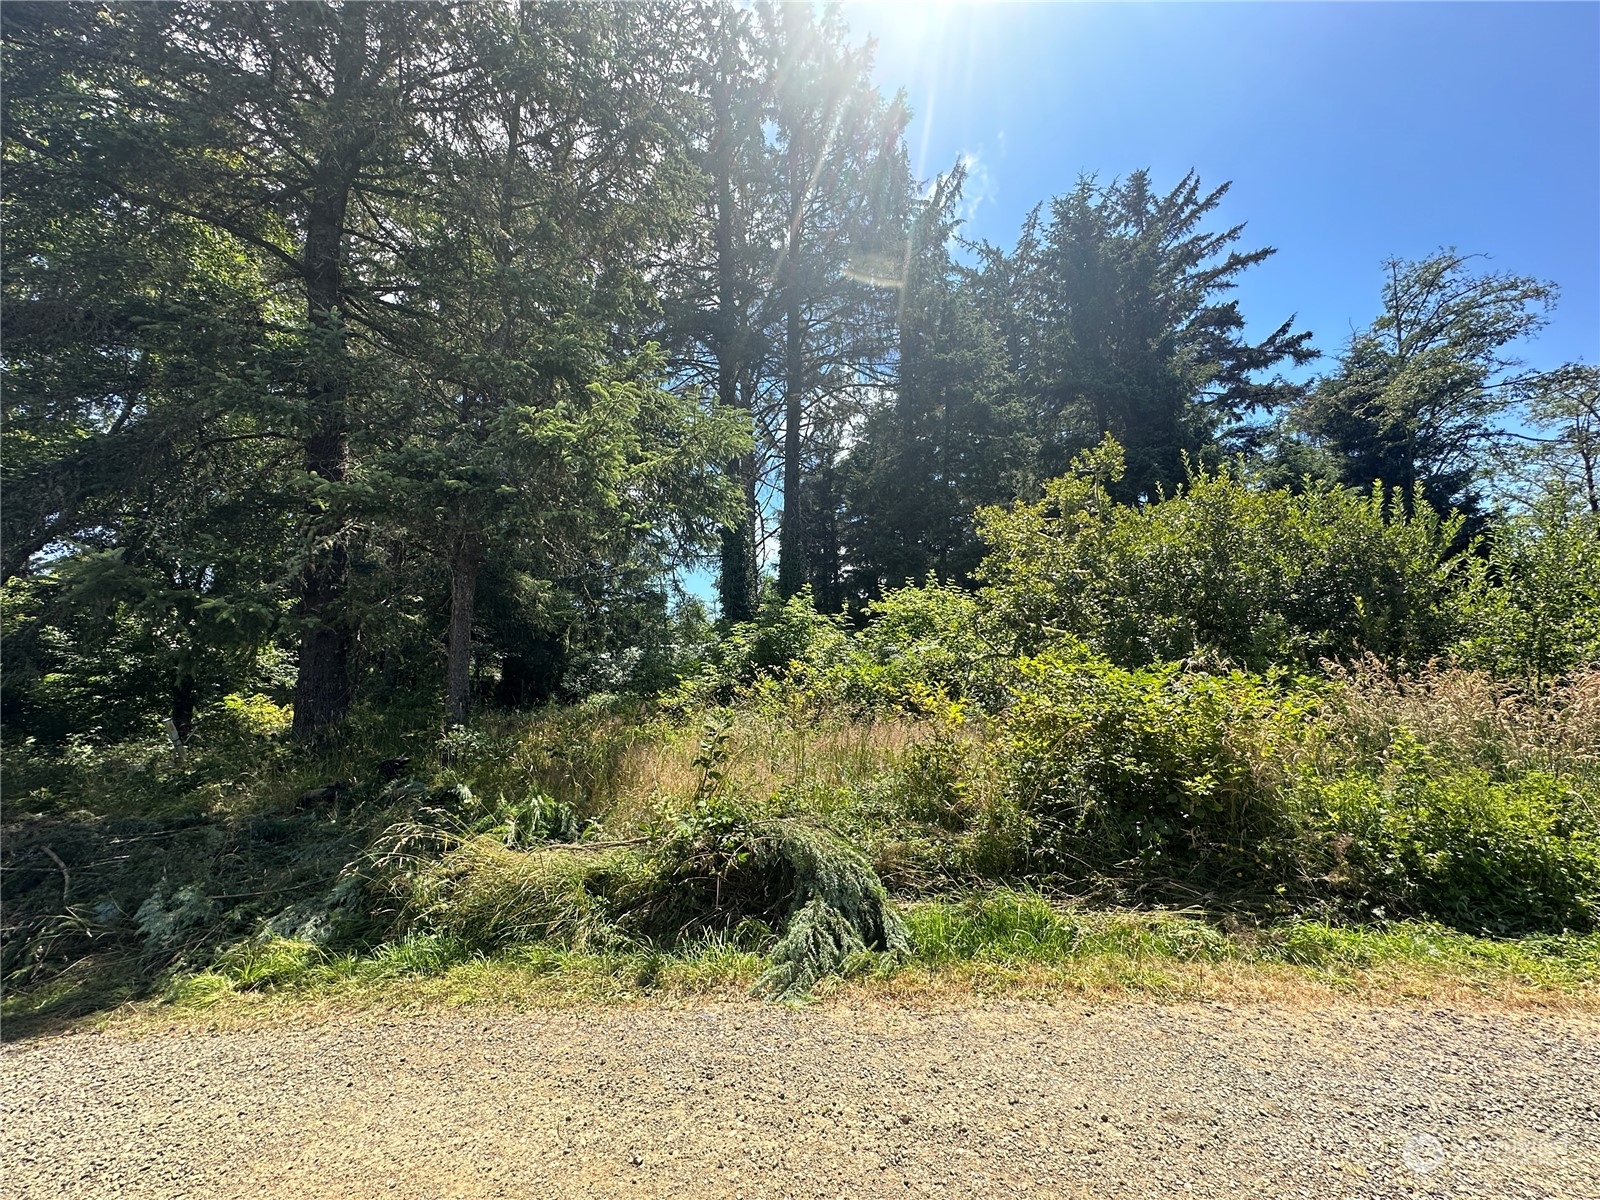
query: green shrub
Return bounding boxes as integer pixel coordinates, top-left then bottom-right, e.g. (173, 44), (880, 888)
(748, 819), (912, 999)
(821, 581), (1009, 712)
(1452, 485), (1600, 687)
(210, 693), (293, 742)
(975, 436), (1461, 670)
(1299, 745), (1600, 933)
(651, 797), (910, 995)
(978, 645), (1316, 891)
(673, 588), (848, 706)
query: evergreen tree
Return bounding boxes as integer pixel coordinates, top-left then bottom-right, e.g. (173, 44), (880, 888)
(840, 164), (1023, 602)
(764, 2), (908, 603)
(1, 3), (287, 588)
(656, 1), (781, 625)
(657, 2), (908, 618)
(991, 171), (1315, 501)
(1518, 364), (1600, 516)
(376, 1), (739, 725)
(4, 2), (745, 734)
(1297, 250), (1557, 522)
(4, 2), (468, 737)
(3, 3), (299, 736)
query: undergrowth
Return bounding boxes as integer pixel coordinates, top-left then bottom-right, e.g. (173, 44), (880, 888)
(131, 892), (1598, 1022)
(5, 648), (1597, 1027)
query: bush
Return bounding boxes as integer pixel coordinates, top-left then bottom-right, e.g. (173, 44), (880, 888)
(672, 588), (848, 706)
(1298, 744), (1600, 933)
(210, 692), (293, 742)
(650, 798), (910, 996)
(1453, 486), (1600, 686)
(976, 644), (1316, 893)
(975, 436), (1461, 670)
(826, 581), (1007, 711)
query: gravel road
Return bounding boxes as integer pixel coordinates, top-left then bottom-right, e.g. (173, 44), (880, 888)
(4, 1001), (1597, 1199)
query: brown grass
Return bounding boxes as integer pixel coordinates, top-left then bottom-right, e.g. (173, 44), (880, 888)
(78, 952), (1600, 1041)
(586, 714), (936, 834)
(1312, 660), (1600, 785)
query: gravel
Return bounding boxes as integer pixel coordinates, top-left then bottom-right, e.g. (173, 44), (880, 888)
(3, 1001), (1597, 1199)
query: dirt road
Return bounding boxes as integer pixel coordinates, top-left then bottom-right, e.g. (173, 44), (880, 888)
(4, 1001), (1597, 1199)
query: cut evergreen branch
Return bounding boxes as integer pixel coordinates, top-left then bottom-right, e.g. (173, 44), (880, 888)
(748, 819), (912, 1000)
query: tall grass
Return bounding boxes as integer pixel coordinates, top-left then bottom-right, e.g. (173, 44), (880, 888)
(9, 655), (1598, 1020)
(1309, 660), (1600, 787)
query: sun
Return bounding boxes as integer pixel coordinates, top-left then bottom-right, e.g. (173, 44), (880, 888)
(845, 0), (964, 51)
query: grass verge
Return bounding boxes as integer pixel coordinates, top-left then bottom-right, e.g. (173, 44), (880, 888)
(7, 892), (1594, 1038)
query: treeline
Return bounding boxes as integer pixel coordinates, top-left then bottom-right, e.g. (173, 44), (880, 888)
(3, 1), (1596, 749)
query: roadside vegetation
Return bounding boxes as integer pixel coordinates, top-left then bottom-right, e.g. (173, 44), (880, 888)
(4, 4), (1597, 1034)
(7, 453), (1597, 1032)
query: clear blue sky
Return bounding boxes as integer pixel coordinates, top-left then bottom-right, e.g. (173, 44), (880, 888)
(840, 1), (1600, 376)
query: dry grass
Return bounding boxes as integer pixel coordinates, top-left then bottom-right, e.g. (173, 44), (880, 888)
(547, 712), (937, 836)
(852, 958), (1600, 1013)
(1314, 660), (1600, 785)
(80, 949), (1600, 1041)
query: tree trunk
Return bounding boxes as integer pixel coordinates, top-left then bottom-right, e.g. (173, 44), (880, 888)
(446, 532), (482, 728)
(712, 44), (758, 624)
(291, 6), (367, 741)
(719, 372), (760, 624)
(806, 454), (841, 612)
(170, 669), (196, 746)
(1580, 434), (1598, 516)
(290, 222), (355, 739)
(777, 128), (807, 600)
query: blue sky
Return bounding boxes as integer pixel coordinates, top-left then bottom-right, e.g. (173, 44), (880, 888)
(839, 1), (1600, 375)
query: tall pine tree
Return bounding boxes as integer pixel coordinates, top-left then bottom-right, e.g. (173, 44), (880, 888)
(991, 171), (1315, 502)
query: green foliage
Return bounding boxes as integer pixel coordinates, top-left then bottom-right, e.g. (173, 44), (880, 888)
(908, 890), (1085, 964)
(366, 771), (911, 999)
(904, 890), (1600, 988)
(673, 588), (849, 705)
(1295, 250), (1557, 522)
(208, 936), (327, 991)
(1515, 363), (1600, 515)
(1452, 486), (1600, 685)
(8, 2), (1599, 1002)
(978, 645), (1315, 890)
(977, 438), (1461, 669)
(1288, 664), (1600, 932)
(982, 170), (1316, 501)
(649, 797), (911, 980)
(402, 838), (646, 953)
(841, 163), (1025, 601)
(670, 578), (1000, 721)
(832, 581), (1003, 710)
(212, 693), (294, 744)
(746, 819), (912, 999)
(1297, 745), (1600, 934)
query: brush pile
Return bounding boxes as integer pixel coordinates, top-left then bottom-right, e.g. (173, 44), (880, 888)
(373, 791), (909, 999)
